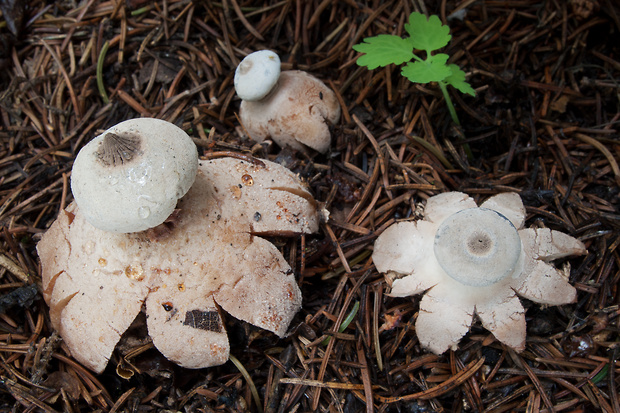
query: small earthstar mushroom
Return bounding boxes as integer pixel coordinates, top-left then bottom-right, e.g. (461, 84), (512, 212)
(38, 131), (320, 372)
(372, 192), (587, 354)
(71, 118), (198, 233)
(235, 50), (341, 154)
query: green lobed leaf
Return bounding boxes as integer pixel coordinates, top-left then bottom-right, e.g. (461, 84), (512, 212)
(404, 12), (451, 54)
(444, 64), (476, 96)
(353, 34), (415, 70)
(401, 53), (451, 84)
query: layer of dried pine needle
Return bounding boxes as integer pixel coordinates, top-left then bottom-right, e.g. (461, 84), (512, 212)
(0, 0), (619, 412)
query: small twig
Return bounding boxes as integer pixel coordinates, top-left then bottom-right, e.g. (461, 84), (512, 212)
(377, 357), (486, 402)
(574, 133), (620, 184)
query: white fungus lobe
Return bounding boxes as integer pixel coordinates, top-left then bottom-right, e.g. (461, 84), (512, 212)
(434, 208), (522, 287)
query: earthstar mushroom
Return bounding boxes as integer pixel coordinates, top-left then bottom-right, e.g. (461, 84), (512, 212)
(372, 191), (587, 354)
(235, 50), (341, 154)
(39, 132), (320, 372)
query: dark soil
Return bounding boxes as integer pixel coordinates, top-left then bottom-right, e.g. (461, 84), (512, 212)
(0, 0), (619, 412)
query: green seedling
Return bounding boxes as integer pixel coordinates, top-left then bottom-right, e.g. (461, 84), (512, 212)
(353, 12), (475, 125)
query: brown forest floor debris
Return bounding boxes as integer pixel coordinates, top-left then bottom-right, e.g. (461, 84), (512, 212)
(0, 0), (619, 411)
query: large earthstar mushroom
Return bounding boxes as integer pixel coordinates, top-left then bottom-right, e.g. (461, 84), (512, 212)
(38, 118), (320, 373)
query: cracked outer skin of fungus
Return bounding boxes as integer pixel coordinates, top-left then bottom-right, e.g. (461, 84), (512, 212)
(372, 192), (587, 355)
(239, 70), (341, 154)
(37, 157), (319, 373)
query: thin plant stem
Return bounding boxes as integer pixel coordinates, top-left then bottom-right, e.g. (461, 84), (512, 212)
(406, 134), (454, 169)
(438, 81), (459, 125)
(97, 40), (110, 104)
(321, 300), (360, 346)
(229, 354), (263, 413)
(438, 81), (473, 161)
